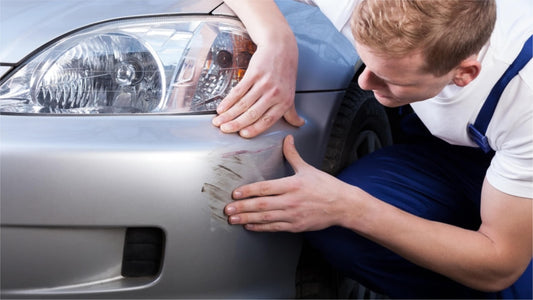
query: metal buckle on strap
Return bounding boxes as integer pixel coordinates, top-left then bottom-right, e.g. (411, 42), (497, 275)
(467, 123), (491, 153)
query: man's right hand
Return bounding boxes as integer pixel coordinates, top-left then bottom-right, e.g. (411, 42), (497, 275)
(213, 0), (305, 138)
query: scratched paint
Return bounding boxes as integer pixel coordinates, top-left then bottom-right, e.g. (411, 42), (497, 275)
(201, 138), (284, 231)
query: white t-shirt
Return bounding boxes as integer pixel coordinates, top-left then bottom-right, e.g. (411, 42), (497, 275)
(411, 0), (533, 199)
(309, 0), (533, 198)
(311, 0), (357, 46)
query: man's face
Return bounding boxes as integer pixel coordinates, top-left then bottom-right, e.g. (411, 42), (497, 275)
(355, 42), (456, 107)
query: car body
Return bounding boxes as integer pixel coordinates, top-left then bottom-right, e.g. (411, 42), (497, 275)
(0, 0), (364, 298)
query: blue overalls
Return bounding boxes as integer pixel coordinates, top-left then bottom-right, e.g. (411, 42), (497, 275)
(305, 36), (532, 299)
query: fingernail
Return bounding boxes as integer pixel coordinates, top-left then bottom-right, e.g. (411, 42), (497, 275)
(221, 124), (232, 132)
(233, 191), (242, 199)
(225, 205), (236, 214)
(212, 118), (220, 126)
(229, 215), (240, 224)
(217, 104), (226, 113)
(240, 129), (250, 138)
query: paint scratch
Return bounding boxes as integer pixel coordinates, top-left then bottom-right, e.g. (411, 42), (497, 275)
(201, 139), (284, 231)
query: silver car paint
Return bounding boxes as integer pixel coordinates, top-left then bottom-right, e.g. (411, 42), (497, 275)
(0, 0), (224, 64)
(0, 0), (358, 298)
(0, 67), (11, 79)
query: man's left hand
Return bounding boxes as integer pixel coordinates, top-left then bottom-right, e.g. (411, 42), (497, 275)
(224, 135), (348, 232)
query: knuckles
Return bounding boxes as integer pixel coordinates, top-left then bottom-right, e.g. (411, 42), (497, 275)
(246, 108), (259, 120)
(256, 200), (269, 211)
(261, 212), (273, 222)
(257, 181), (272, 196)
(261, 114), (274, 125)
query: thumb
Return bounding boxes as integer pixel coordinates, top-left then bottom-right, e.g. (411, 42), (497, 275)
(283, 135), (308, 173)
(283, 106), (305, 128)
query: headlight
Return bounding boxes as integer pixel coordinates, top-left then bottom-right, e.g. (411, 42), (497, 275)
(0, 16), (256, 114)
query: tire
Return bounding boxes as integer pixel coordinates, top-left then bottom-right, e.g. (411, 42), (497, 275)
(322, 80), (393, 175)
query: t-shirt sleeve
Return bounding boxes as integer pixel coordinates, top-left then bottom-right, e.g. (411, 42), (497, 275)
(485, 63), (533, 199)
(486, 104), (533, 198)
(486, 135), (533, 199)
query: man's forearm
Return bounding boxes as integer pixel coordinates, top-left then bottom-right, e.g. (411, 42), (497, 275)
(223, 0), (295, 46)
(341, 182), (532, 291)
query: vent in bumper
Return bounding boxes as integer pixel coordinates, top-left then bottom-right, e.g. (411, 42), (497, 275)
(121, 227), (164, 277)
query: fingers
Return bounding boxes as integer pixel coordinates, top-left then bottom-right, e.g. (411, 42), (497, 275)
(227, 135), (307, 202)
(213, 87), (295, 138)
(212, 79), (255, 127)
(224, 196), (298, 232)
(215, 81), (248, 116)
(225, 173), (295, 216)
(215, 95), (270, 138)
(243, 223), (293, 232)
(239, 106), (304, 139)
(224, 135), (308, 207)
(224, 193), (288, 223)
(283, 106), (305, 128)
(214, 99), (303, 139)
(232, 175), (289, 202)
(222, 137), (319, 233)
(282, 135), (308, 173)
(226, 205), (285, 224)
(211, 53), (302, 138)
(234, 103), (295, 138)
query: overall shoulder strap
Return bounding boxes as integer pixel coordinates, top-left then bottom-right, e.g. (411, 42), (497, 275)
(468, 35), (532, 153)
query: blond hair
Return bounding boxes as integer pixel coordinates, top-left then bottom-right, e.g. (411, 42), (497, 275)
(351, 0), (496, 76)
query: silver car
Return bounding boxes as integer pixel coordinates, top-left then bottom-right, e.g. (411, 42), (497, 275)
(0, 0), (392, 298)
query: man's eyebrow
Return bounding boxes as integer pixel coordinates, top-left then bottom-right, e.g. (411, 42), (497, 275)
(371, 69), (416, 86)
(383, 77), (416, 86)
(359, 55), (418, 86)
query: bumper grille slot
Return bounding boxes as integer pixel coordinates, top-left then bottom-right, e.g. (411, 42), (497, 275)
(121, 227), (164, 277)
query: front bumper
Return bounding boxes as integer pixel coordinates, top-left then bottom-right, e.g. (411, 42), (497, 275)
(0, 91), (344, 298)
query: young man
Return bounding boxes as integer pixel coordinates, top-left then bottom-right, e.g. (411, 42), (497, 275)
(222, 0), (532, 298)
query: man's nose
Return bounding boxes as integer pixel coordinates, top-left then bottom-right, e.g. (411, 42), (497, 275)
(358, 67), (384, 91)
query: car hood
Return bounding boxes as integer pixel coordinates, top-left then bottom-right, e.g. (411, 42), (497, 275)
(0, 0), (226, 64)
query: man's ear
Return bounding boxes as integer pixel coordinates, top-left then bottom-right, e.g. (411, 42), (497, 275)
(452, 56), (481, 87)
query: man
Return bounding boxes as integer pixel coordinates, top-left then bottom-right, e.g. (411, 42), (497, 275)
(221, 0), (532, 298)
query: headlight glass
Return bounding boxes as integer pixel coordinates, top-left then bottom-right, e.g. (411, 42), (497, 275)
(0, 16), (256, 114)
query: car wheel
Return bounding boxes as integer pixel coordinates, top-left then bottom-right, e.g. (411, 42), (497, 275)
(322, 80), (393, 175)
